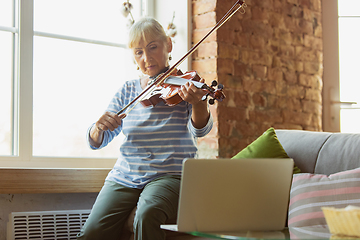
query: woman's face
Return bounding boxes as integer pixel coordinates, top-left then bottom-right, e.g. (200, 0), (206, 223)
(132, 37), (172, 77)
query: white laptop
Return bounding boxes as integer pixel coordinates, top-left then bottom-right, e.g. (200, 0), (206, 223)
(161, 158), (294, 233)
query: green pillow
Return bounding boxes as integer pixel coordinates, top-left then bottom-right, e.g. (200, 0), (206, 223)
(232, 127), (301, 174)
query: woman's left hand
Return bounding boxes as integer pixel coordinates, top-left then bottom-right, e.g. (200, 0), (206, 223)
(178, 78), (206, 105)
(178, 78), (210, 129)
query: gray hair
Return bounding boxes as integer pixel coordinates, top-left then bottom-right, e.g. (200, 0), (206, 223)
(128, 17), (168, 49)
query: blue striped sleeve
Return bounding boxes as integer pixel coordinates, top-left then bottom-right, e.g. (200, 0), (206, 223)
(86, 85), (127, 150)
(188, 108), (213, 137)
(86, 123), (122, 150)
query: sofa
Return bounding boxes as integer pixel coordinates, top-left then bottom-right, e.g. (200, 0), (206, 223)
(277, 129), (360, 238)
(120, 129), (360, 239)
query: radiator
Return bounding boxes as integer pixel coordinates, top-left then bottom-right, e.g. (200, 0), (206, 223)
(7, 209), (91, 240)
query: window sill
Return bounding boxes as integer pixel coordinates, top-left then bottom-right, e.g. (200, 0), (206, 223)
(0, 168), (111, 194)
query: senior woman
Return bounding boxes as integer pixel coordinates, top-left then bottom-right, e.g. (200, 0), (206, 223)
(77, 17), (213, 240)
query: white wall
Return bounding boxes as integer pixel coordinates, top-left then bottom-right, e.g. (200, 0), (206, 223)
(152, 0), (191, 72)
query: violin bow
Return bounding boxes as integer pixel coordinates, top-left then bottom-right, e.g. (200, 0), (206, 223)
(117, 0), (247, 115)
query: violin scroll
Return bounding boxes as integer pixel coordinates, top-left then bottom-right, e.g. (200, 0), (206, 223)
(201, 80), (226, 105)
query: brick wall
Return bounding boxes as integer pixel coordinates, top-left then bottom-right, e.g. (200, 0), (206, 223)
(193, 0), (323, 158)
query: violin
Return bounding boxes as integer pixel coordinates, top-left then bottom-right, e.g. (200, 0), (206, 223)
(117, 0), (246, 116)
(140, 69), (225, 107)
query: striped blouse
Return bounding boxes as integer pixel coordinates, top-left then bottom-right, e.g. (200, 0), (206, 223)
(87, 78), (213, 189)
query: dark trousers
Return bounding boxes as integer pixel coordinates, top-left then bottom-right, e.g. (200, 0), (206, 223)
(77, 175), (181, 240)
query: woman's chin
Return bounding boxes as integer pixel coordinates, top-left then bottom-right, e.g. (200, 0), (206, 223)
(147, 69), (160, 77)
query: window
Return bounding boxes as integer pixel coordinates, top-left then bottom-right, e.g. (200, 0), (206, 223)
(0, 0), (190, 168)
(0, 0), (15, 156)
(338, 0), (360, 133)
(322, 0), (360, 132)
(0, 32), (13, 156)
(32, 0), (142, 158)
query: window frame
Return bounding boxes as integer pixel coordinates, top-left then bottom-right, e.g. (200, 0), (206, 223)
(322, 0), (341, 132)
(0, 0), (191, 193)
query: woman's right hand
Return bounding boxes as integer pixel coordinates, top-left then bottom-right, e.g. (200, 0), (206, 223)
(89, 112), (126, 147)
(95, 112), (126, 132)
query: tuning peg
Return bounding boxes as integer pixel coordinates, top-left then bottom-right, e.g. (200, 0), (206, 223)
(217, 84), (224, 90)
(202, 93), (209, 101)
(209, 98), (215, 105)
(211, 80), (218, 87)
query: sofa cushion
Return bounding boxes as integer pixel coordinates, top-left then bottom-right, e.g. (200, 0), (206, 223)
(232, 127), (301, 173)
(275, 130), (332, 174)
(288, 167), (360, 227)
(315, 133), (360, 175)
